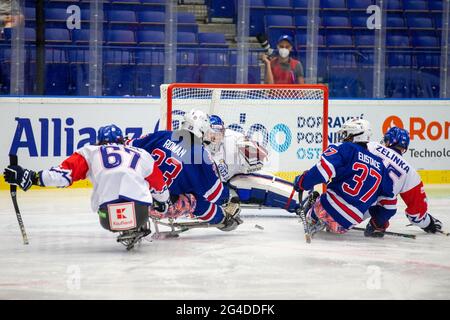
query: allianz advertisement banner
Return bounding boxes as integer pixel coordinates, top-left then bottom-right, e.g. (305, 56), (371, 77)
(0, 97), (449, 181)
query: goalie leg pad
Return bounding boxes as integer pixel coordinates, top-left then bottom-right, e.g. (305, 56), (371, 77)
(228, 173), (299, 212)
(98, 201), (150, 232)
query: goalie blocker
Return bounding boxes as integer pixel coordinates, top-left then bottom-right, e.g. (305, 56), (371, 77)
(228, 173), (299, 212)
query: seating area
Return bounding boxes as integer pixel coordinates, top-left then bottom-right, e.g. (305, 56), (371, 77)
(0, 0), (445, 97)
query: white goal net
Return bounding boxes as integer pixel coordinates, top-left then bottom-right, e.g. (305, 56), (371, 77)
(160, 83), (329, 181)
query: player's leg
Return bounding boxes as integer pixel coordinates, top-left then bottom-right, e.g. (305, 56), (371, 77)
(228, 173), (299, 212)
(193, 196), (243, 231)
(305, 193), (349, 235)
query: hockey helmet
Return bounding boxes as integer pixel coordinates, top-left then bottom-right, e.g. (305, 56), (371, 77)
(180, 109), (210, 138)
(338, 118), (372, 143)
(383, 127), (410, 153)
(97, 124), (124, 144)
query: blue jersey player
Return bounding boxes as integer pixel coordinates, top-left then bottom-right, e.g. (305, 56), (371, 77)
(293, 119), (396, 237)
(127, 109), (243, 232)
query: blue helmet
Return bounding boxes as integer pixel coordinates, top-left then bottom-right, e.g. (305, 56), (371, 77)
(97, 125), (124, 144)
(383, 127), (410, 151)
(277, 34), (294, 47)
(209, 115), (225, 132)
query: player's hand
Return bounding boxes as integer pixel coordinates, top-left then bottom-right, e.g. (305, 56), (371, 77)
(422, 215), (442, 233)
(3, 165), (36, 191)
(152, 199), (171, 215)
(364, 218), (389, 238)
(293, 171), (308, 192)
(260, 53), (271, 64)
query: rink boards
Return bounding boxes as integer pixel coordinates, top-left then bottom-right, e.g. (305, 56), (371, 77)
(0, 97), (449, 189)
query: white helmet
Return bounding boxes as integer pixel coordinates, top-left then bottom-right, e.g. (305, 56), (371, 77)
(180, 109), (210, 138)
(338, 118), (372, 143)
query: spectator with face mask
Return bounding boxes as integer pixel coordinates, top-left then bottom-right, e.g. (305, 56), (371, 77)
(261, 35), (305, 84)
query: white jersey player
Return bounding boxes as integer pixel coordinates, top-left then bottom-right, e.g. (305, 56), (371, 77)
(368, 127), (442, 234)
(3, 125), (171, 249)
(203, 114), (300, 212)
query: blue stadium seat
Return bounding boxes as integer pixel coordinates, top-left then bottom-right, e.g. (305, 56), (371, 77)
(136, 30), (165, 45)
(387, 14), (406, 29)
(407, 15), (434, 29)
(430, 1), (443, 12)
(45, 28), (71, 44)
(266, 15), (294, 27)
(25, 28), (36, 42)
(387, 0), (402, 11)
(266, 0), (291, 8)
(110, 0), (140, 4)
(177, 32), (197, 46)
(321, 0), (346, 10)
(135, 49), (164, 97)
(250, 0), (266, 36)
(295, 30), (325, 48)
(416, 52), (440, 68)
(136, 50), (164, 65)
(107, 10), (138, 25)
(404, 1), (428, 12)
(103, 49), (136, 96)
(208, 0), (235, 20)
(24, 7), (36, 21)
(198, 32), (227, 47)
(348, 0), (374, 10)
(322, 14), (351, 28)
(45, 8), (69, 22)
(293, 0), (308, 10)
(326, 31), (353, 47)
(45, 49), (71, 95)
(386, 34), (410, 47)
(387, 53), (413, 67)
(138, 11), (165, 25)
(198, 50), (228, 65)
(177, 12), (198, 33)
(328, 52), (357, 68)
(178, 12), (196, 24)
(198, 66), (232, 84)
(295, 14), (321, 28)
(72, 29), (105, 45)
(0, 48), (11, 94)
(354, 31), (374, 47)
(141, 0), (165, 6)
(412, 33), (440, 48)
(434, 13), (442, 29)
(351, 13), (369, 28)
(106, 30), (136, 45)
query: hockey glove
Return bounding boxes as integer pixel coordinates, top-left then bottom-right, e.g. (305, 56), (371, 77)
(422, 215), (442, 234)
(293, 170), (308, 192)
(3, 165), (38, 191)
(152, 199), (171, 215)
(364, 218), (389, 238)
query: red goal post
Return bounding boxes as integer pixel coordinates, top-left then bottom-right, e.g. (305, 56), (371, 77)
(160, 83), (329, 182)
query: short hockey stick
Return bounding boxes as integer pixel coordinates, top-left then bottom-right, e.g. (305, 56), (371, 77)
(295, 190), (311, 243)
(9, 155), (29, 245)
(352, 227), (416, 239)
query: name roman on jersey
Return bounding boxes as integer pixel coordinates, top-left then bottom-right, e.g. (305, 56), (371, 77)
(163, 139), (187, 158)
(375, 145), (410, 173)
(357, 152), (381, 170)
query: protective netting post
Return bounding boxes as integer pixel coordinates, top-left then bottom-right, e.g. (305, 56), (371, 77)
(236, 0), (250, 84)
(440, 0), (450, 98)
(306, 0), (319, 84)
(89, 0), (103, 96)
(10, 0), (25, 95)
(164, 0), (177, 84)
(373, 0), (387, 98)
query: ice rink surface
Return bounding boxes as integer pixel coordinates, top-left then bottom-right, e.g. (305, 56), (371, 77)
(1, 187), (449, 300)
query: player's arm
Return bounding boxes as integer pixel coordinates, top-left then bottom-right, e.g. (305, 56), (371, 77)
(126, 132), (153, 149)
(400, 182), (442, 233)
(145, 161), (170, 203)
(294, 145), (343, 191)
(3, 152), (89, 191)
